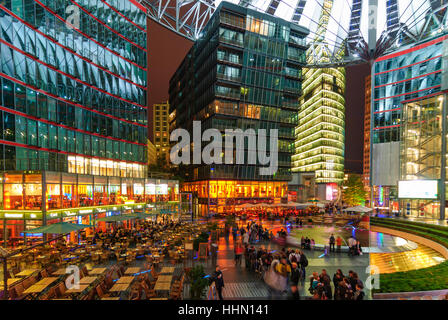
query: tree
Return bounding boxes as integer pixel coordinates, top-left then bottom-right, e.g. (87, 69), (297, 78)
(342, 174), (367, 206)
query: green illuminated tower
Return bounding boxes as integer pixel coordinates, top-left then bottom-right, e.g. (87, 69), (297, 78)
(292, 0), (346, 187)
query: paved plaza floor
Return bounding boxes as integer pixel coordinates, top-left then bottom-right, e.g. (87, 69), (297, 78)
(182, 219), (371, 300)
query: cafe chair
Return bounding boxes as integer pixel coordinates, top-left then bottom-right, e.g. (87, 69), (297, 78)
(101, 251), (110, 262)
(125, 254), (135, 265)
(54, 282), (67, 298)
(141, 281), (155, 299)
(40, 269), (49, 278)
(92, 254), (100, 264)
(115, 253), (125, 262)
(104, 274), (114, 290)
(95, 283), (110, 299)
(129, 283), (142, 300)
(82, 266), (89, 276)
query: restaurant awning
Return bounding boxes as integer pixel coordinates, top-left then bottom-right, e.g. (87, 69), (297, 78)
(24, 222), (94, 234)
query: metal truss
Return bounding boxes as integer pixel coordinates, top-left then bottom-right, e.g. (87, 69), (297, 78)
(137, 0), (448, 68)
(138, 0), (216, 40)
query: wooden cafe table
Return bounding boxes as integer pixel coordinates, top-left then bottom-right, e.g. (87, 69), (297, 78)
(109, 283), (130, 293)
(124, 267), (140, 275)
(16, 269), (39, 277)
(157, 275), (172, 283)
(154, 281), (171, 293)
(79, 276), (98, 285)
(160, 267), (175, 274)
(116, 276), (134, 284)
(89, 267), (107, 275)
(53, 268), (69, 275)
(23, 284), (47, 294)
(0, 278), (22, 286)
(65, 284), (89, 294)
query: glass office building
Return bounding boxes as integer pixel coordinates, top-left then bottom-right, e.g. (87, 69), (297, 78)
(0, 0), (157, 246)
(371, 34), (446, 216)
(152, 101), (170, 165)
(169, 2), (308, 216)
(290, 0), (345, 202)
(292, 67), (346, 184)
(399, 94), (446, 219)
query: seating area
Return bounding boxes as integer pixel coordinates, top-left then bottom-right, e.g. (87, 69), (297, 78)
(0, 220), (209, 300)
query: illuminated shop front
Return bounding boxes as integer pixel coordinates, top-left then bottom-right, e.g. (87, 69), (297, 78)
(371, 34), (446, 220)
(398, 94), (447, 219)
(0, 171), (179, 247)
(182, 180), (288, 216)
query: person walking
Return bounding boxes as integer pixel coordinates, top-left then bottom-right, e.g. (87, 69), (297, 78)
(213, 265), (225, 300)
(289, 262), (301, 300)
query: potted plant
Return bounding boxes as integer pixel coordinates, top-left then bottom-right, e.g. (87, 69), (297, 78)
(193, 232), (209, 251)
(187, 265), (210, 299)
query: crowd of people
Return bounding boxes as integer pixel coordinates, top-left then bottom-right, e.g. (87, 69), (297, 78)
(227, 219), (366, 300)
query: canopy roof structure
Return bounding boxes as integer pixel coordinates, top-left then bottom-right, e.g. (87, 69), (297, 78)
(137, 0), (448, 67)
(23, 222), (94, 234)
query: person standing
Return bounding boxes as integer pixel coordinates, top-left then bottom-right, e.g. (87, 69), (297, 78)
(298, 250), (308, 281)
(354, 283), (365, 300)
(329, 234), (335, 252)
(289, 262), (301, 300)
(213, 265), (225, 300)
(234, 241), (243, 266)
(320, 269), (333, 300)
(211, 242), (218, 265)
(336, 236), (342, 253)
(243, 231), (249, 246)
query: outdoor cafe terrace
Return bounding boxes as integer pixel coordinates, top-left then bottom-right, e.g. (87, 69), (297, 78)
(0, 220), (207, 300)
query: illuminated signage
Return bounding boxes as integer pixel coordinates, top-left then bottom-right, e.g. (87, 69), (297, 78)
(79, 209), (93, 214)
(145, 184), (156, 195)
(156, 184), (168, 195)
(398, 180), (438, 199)
(5, 213), (23, 218)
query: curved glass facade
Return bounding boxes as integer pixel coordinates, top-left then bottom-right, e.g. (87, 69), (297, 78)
(0, 0), (148, 177)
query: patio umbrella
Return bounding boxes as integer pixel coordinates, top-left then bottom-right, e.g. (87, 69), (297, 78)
(24, 222), (94, 234)
(343, 206), (373, 213)
(95, 214), (138, 222)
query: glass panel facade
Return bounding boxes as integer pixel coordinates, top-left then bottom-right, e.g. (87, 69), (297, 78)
(170, 2), (308, 187)
(0, 0), (147, 176)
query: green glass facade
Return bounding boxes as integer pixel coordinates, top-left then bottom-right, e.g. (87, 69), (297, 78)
(0, 0), (148, 177)
(169, 1), (308, 183)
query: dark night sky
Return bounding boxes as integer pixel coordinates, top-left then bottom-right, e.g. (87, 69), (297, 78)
(147, 21), (370, 173)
